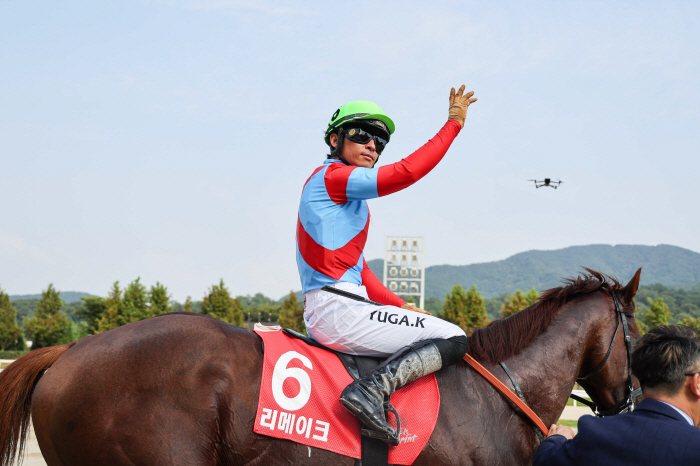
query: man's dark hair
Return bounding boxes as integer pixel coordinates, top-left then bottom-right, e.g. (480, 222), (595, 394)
(631, 325), (700, 396)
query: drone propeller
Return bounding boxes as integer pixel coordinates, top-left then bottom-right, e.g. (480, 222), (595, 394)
(528, 179), (563, 188)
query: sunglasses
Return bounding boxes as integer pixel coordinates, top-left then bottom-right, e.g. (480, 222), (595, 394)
(344, 127), (388, 154)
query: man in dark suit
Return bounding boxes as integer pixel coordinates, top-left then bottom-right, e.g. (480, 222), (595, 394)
(534, 325), (700, 466)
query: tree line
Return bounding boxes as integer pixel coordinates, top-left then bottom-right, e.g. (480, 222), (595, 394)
(0, 279), (304, 356)
(433, 282), (700, 336)
(2, 280), (699, 357)
(435, 285), (539, 335)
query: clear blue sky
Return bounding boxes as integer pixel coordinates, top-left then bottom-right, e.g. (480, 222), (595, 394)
(1, 1), (698, 301)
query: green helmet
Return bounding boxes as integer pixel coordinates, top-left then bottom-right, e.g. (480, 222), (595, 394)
(324, 100), (395, 148)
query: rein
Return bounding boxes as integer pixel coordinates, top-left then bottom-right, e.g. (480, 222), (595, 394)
(462, 290), (642, 440)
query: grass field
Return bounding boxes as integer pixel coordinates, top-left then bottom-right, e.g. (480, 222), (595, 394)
(566, 397), (591, 406)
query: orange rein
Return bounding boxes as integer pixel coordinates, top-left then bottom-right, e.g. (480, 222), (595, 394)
(462, 353), (549, 436)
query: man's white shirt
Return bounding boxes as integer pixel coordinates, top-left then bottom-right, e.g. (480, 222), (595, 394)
(658, 400), (694, 426)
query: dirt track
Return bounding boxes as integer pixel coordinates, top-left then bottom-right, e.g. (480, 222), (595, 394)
(20, 413), (580, 466)
(21, 423), (47, 466)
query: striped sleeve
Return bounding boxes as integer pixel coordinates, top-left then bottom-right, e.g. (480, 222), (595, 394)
(323, 120), (461, 202)
(376, 120), (461, 197)
(324, 163), (380, 203)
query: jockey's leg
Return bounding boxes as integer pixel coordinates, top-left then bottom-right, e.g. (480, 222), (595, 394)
(303, 283), (467, 445)
(339, 335), (467, 445)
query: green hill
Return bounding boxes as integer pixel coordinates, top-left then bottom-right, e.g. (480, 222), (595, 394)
(367, 244), (700, 299)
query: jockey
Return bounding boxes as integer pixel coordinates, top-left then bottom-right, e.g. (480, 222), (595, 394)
(296, 86), (476, 445)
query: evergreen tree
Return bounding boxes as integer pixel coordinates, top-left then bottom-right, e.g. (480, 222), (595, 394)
(641, 297), (671, 331)
(525, 288), (539, 306)
(464, 286), (489, 332)
(500, 288), (538, 318)
(149, 282), (173, 316)
(501, 290), (524, 318)
(0, 287), (23, 351)
(636, 306), (648, 335)
(184, 296), (193, 312)
(680, 317), (700, 335)
(122, 278), (149, 322)
(201, 279), (244, 326)
(76, 296), (107, 335)
(442, 285), (489, 334)
(96, 279), (171, 332)
(442, 285), (469, 330)
(278, 291), (306, 335)
(25, 284), (71, 348)
(96, 282), (123, 333)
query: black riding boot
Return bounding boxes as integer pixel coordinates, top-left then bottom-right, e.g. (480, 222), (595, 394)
(339, 340), (443, 446)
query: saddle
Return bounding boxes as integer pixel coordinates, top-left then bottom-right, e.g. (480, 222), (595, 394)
(281, 327), (382, 381)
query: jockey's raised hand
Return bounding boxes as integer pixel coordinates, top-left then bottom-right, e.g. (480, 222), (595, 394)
(401, 303), (432, 315)
(448, 85), (477, 128)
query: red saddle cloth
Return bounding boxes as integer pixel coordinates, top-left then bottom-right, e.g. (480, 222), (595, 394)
(254, 328), (440, 465)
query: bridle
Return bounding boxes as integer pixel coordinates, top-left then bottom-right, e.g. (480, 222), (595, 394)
(468, 289), (644, 442)
(571, 291), (643, 417)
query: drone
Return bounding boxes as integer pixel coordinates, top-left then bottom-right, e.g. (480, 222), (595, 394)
(528, 178), (563, 189)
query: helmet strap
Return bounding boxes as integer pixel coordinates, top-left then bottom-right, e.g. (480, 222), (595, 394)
(331, 127), (351, 165)
(330, 126), (381, 167)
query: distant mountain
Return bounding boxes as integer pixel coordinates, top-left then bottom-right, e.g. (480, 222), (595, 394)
(367, 244), (700, 299)
(9, 291), (95, 304)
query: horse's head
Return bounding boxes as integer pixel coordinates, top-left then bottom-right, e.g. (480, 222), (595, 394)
(576, 268), (643, 417)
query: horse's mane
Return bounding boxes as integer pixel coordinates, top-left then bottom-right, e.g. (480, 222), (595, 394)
(467, 268), (623, 365)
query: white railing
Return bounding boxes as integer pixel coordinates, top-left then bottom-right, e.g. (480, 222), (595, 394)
(0, 359), (16, 372)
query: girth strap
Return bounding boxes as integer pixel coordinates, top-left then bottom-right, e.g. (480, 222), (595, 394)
(499, 362), (525, 401)
(463, 353), (549, 437)
(500, 362), (545, 442)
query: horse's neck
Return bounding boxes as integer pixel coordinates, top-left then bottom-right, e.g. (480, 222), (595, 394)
(501, 297), (608, 426)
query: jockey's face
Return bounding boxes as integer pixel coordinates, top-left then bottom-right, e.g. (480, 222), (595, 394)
(329, 132), (378, 168)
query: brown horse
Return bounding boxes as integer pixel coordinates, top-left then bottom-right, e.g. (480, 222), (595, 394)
(0, 269), (642, 466)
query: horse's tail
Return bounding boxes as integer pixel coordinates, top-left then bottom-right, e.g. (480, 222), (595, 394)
(0, 342), (76, 466)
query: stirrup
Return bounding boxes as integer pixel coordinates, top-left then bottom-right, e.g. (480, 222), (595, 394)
(360, 404), (401, 446)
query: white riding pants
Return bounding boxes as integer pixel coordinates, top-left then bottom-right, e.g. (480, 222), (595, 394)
(303, 282), (466, 358)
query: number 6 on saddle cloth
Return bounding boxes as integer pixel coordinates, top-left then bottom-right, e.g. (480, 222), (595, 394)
(252, 325), (441, 466)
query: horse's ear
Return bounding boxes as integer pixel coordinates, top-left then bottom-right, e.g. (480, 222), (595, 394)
(622, 268), (642, 301)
